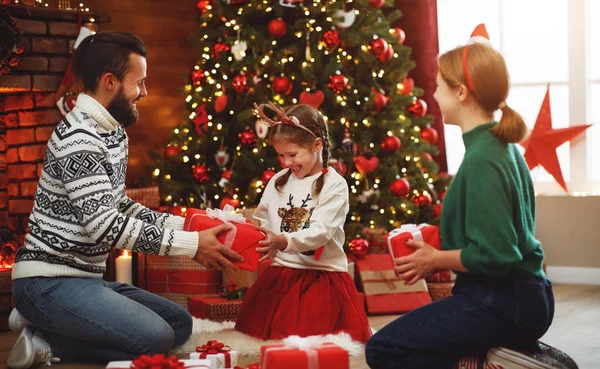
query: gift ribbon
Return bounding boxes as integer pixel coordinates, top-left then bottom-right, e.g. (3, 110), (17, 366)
(196, 340), (232, 368)
(197, 204), (246, 248)
(130, 354), (210, 369)
(263, 335), (325, 369)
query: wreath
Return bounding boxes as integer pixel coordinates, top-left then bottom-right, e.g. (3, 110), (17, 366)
(0, 8), (24, 77)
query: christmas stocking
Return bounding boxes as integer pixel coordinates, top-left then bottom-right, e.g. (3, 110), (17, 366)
(54, 25), (94, 116)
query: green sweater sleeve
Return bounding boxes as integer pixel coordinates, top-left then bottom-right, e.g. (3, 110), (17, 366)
(460, 158), (524, 276)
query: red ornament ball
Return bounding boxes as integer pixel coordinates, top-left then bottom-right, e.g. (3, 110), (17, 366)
(421, 127), (438, 145)
(374, 90), (387, 112)
(381, 135), (401, 153)
(348, 237), (369, 259)
(421, 152), (433, 162)
(369, 0), (384, 8)
(390, 178), (410, 198)
(211, 41), (230, 59)
(239, 129), (258, 146)
(220, 197), (241, 210)
(378, 45), (394, 62)
(413, 192), (433, 207)
(215, 94), (228, 113)
(195, 0), (210, 13)
(164, 145), (181, 159)
(192, 164), (209, 183)
(369, 38), (389, 59)
(261, 170), (276, 184)
(398, 77), (414, 95)
(232, 73), (249, 93)
(323, 29), (340, 49)
(268, 18), (287, 38)
(328, 74), (348, 94)
(222, 169), (232, 180)
(273, 75), (293, 95)
(408, 98), (428, 117)
(190, 69), (204, 86)
(392, 27), (406, 45)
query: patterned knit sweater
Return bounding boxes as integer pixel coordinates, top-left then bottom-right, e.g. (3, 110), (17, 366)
(12, 94), (198, 280)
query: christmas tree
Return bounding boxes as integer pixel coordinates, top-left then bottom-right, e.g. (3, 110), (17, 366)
(149, 0), (447, 246)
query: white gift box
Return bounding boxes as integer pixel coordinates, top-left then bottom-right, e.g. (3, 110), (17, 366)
(106, 359), (211, 368)
(190, 351), (238, 369)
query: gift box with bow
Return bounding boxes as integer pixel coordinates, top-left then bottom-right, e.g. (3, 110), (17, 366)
(106, 354), (211, 368)
(387, 224), (451, 281)
(184, 205), (265, 272)
(356, 254), (432, 314)
(260, 335), (348, 369)
(190, 340), (238, 368)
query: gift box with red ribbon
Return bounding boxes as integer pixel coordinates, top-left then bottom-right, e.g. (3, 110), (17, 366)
(188, 294), (243, 322)
(386, 224), (452, 282)
(356, 254), (432, 314)
(184, 206), (265, 272)
(190, 340), (238, 368)
(261, 336), (348, 369)
(106, 354), (211, 368)
(141, 255), (222, 310)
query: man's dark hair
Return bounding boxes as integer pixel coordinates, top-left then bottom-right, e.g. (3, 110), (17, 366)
(74, 31), (146, 92)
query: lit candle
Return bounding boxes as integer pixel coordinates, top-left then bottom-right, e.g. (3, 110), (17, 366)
(115, 250), (132, 284)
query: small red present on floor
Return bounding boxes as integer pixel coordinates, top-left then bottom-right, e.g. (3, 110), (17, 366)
(261, 336), (348, 369)
(184, 206), (265, 272)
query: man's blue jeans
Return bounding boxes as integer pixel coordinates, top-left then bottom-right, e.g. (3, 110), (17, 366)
(365, 269), (554, 369)
(12, 277), (193, 363)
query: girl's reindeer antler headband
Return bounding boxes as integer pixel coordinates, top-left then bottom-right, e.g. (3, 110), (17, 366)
(253, 102), (317, 138)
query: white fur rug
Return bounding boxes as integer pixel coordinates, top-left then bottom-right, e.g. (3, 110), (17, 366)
(175, 317), (369, 357)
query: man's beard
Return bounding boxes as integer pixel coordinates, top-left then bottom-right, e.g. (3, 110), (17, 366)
(107, 87), (139, 128)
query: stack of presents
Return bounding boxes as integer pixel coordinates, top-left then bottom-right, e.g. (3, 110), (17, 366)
(114, 187), (456, 368)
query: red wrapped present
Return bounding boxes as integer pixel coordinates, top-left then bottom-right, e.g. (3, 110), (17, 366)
(188, 294), (243, 322)
(427, 270), (455, 283)
(124, 186), (161, 210)
(184, 206), (265, 272)
(356, 254), (431, 314)
(387, 224), (452, 281)
(261, 336), (348, 369)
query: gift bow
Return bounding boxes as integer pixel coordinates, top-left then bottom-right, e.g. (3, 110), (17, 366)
(387, 223), (429, 243)
(263, 335), (324, 369)
(205, 205), (246, 249)
(206, 204), (246, 224)
(196, 340), (232, 367)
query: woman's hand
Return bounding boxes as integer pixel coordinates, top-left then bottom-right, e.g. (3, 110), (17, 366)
(394, 239), (439, 285)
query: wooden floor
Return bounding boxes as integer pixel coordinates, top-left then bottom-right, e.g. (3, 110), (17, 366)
(0, 284), (598, 369)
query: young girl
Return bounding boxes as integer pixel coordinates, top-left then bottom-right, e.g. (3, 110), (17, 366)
(234, 102), (372, 344)
(366, 25), (575, 369)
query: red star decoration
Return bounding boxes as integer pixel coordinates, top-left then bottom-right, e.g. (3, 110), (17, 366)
(521, 86), (591, 192)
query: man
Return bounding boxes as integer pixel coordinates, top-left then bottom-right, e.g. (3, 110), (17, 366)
(7, 31), (243, 368)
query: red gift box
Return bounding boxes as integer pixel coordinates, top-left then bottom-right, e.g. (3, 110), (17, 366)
(261, 338), (348, 369)
(363, 227), (389, 254)
(387, 224), (452, 281)
(356, 254), (431, 314)
(146, 268), (222, 294)
(188, 294), (243, 322)
(184, 207), (265, 272)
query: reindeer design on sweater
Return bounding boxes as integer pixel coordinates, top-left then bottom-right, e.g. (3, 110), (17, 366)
(278, 194), (313, 233)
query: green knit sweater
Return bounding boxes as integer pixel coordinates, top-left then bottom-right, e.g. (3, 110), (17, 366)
(440, 122), (545, 278)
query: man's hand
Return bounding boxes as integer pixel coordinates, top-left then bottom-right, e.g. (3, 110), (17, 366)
(193, 223), (244, 271)
(394, 239), (439, 285)
(255, 226), (287, 263)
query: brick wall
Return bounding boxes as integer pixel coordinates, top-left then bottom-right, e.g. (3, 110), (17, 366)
(0, 5), (109, 242)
